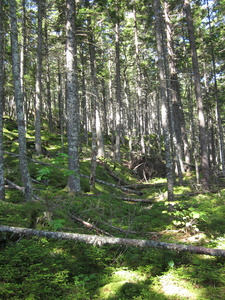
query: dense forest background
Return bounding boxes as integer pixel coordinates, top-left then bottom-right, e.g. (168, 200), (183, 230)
(1, 0), (225, 299)
(0, 0), (225, 200)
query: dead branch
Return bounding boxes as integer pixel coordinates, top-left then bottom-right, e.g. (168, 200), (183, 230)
(81, 174), (143, 195)
(29, 158), (142, 195)
(1, 225), (225, 257)
(123, 183), (166, 189)
(69, 214), (112, 236)
(116, 197), (154, 204)
(5, 178), (24, 192)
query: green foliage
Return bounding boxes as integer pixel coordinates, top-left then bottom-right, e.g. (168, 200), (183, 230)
(36, 167), (52, 181)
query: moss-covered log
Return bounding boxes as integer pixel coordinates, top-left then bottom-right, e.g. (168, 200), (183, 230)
(0, 225), (225, 257)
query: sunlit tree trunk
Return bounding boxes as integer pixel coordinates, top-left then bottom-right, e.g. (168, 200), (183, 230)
(44, 11), (53, 133)
(133, 4), (145, 154)
(154, 0), (174, 201)
(206, 0), (225, 175)
(20, 0), (27, 129)
(0, 0), (5, 200)
(114, 7), (122, 163)
(10, 0), (33, 201)
(66, 0), (81, 193)
(163, 2), (190, 173)
(184, 0), (210, 190)
(35, 0), (43, 154)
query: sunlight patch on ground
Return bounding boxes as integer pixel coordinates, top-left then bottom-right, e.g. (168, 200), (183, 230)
(158, 271), (199, 300)
(111, 268), (147, 282)
(97, 268), (147, 299)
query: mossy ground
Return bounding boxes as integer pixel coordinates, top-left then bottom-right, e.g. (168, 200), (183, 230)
(1, 125), (225, 299)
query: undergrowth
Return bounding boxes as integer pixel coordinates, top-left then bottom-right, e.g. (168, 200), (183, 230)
(1, 125), (225, 299)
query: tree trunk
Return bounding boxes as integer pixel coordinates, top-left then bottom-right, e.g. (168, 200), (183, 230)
(0, 0), (5, 200)
(206, 0), (225, 175)
(1, 225), (225, 257)
(163, 1), (187, 180)
(10, 0), (33, 201)
(114, 14), (122, 163)
(153, 0), (174, 201)
(66, 0), (81, 193)
(133, 5), (145, 154)
(184, 0), (210, 190)
(35, 0), (43, 154)
(44, 11), (53, 133)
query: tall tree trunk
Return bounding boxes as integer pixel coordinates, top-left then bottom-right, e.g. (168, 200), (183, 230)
(184, 0), (210, 190)
(88, 29), (97, 191)
(133, 5), (145, 154)
(80, 47), (88, 144)
(163, 1), (189, 178)
(20, 0), (27, 129)
(206, 0), (225, 175)
(0, 0), (5, 200)
(66, 0), (81, 193)
(10, 0), (33, 201)
(44, 12), (53, 133)
(35, 0), (43, 154)
(154, 0), (174, 201)
(114, 10), (122, 163)
(57, 59), (64, 149)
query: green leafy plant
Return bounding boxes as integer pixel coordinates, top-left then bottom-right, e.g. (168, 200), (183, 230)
(36, 167), (52, 181)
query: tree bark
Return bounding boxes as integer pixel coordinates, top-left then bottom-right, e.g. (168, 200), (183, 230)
(184, 0), (210, 190)
(1, 225), (225, 257)
(0, 0), (4, 200)
(35, 0), (43, 154)
(10, 0), (33, 201)
(114, 5), (122, 163)
(153, 0), (174, 201)
(66, 0), (81, 193)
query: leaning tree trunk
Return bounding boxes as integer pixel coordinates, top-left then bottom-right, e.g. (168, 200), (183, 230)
(10, 0), (33, 201)
(0, 0), (5, 200)
(66, 0), (81, 193)
(154, 0), (174, 201)
(184, 0), (210, 190)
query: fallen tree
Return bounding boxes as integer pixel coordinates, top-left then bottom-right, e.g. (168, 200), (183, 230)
(0, 225), (225, 257)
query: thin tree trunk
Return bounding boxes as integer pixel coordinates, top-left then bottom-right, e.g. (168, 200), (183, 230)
(35, 0), (43, 154)
(66, 0), (81, 193)
(133, 5), (145, 154)
(20, 0), (27, 129)
(0, 0), (5, 200)
(44, 12), (53, 133)
(206, 0), (225, 175)
(10, 0), (33, 201)
(184, 0), (210, 190)
(1, 225), (225, 257)
(154, 0), (174, 201)
(114, 13), (122, 163)
(57, 59), (64, 149)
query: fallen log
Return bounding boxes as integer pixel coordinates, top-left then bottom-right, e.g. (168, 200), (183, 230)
(0, 225), (225, 257)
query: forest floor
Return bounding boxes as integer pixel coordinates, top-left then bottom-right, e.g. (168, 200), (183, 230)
(1, 119), (225, 299)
